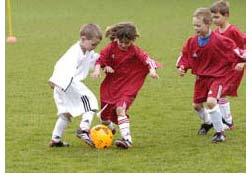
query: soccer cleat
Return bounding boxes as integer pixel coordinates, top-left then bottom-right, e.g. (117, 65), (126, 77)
(115, 138), (132, 149)
(222, 118), (235, 130)
(197, 123), (213, 135)
(49, 140), (69, 147)
(76, 128), (94, 147)
(212, 132), (226, 143)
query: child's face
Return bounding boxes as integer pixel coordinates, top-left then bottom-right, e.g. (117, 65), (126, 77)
(192, 17), (209, 37)
(80, 36), (101, 52)
(211, 12), (228, 27)
(116, 39), (133, 51)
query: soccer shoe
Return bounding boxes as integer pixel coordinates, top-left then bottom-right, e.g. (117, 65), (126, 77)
(222, 118), (235, 130)
(197, 123), (213, 135)
(49, 140), (69, 147)
(212, 132), (226, 143)
(76, 128), (94, 147)
(115, 138), (132, 149)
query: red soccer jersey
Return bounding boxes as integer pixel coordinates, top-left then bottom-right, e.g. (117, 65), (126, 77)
(96, 41), (150, 104)
(177, 32), (239, 77)
(214, 24), (246, 50)
(214, 24), (246, 96)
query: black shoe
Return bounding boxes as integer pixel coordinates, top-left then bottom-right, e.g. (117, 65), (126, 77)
(197, 123), (213, 135)
(49, 140), (69, 147)
(115, 138), (132, 149)
(76, 128), (94, 147)
(222, 118), (235, 130)
(212, 132), (226, 143)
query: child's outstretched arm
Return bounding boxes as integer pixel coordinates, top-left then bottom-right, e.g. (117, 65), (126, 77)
(177, 65), (186, 77)
(176, 43), (191, 77)
(91, 64), (101, 78)
(146, 57), (159, 79)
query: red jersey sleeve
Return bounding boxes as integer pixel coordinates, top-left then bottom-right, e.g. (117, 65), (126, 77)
(95, 43), (113, 67)
(176, 38), (192, 70)
(231, 28), (246, 50)
(215, 35), (243, 63)
(133, 45), (149, 64)
(133, 45), (160, 69)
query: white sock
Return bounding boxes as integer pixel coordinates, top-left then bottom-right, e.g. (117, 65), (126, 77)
(118, 116), (132, 143)
(52, 114), (69, 142)
(218, 99), (232, 124)
(79, 111), (95, 131)
(208, 105), (224, 133)
(196, 107), (211, 124)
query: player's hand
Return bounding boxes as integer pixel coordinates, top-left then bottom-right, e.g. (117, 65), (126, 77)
(149, 68), (159, 79)
(177, 66), (186, 77)
(235, 63), (245, 71)
(91, 70), (100, 78)
(91, 64), (101, 78)
(104, 66), (115, 73)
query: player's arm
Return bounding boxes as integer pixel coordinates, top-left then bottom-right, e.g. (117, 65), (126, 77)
(176, 40), (191, 77)
(134, 46), (159, 79)
(145, 57), (159, 79)
(91, 44), (114, 78)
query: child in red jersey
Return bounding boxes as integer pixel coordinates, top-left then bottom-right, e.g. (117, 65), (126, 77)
(176, 8), (245, 143)
(199, 0), (246, 132)
(92, 22), (159, 149)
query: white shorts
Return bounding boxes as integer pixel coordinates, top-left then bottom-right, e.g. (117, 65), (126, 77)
(53, 81), (98, 117)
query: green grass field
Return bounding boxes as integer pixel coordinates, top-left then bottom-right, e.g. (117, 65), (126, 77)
(6, 0), (246, 172)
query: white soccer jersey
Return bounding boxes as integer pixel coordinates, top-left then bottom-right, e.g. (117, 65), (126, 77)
(49, 41), (99, 117)
(49, 41), (99, 91)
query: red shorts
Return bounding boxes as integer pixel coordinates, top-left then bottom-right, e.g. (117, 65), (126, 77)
(100, 98), (134, 124)
(222, 69), (245, 96)
(193, 76), (228, 104)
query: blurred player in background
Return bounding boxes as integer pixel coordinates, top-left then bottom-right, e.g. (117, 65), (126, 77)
(176, 8), (245, 143)
(197, 0), (246, 135)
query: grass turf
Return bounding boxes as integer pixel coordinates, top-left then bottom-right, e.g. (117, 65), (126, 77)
(6, 0), (245, 172)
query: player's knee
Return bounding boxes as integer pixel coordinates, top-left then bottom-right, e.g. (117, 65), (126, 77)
(116, 107), (126, 117)
(206, 98), (217, 109)
(192, 103), (202, 111)
(61, 113), (72, 122)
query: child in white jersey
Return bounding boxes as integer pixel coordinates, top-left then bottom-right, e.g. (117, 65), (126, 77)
(48, 23), (102, 147)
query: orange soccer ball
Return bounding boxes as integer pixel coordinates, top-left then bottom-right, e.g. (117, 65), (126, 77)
(90, 124), (113, 149)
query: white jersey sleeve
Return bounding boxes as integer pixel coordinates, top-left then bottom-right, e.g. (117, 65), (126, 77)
(89, 51), (100, 71)
(49, 43), (79, 91)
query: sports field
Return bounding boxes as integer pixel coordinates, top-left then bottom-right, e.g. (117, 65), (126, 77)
(5, 0), (246, 172)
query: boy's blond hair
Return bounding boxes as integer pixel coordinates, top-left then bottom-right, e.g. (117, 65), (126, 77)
(193, 8), (212, 25)
(80, 23), (102, 40)
(210, 0), (230, 16)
